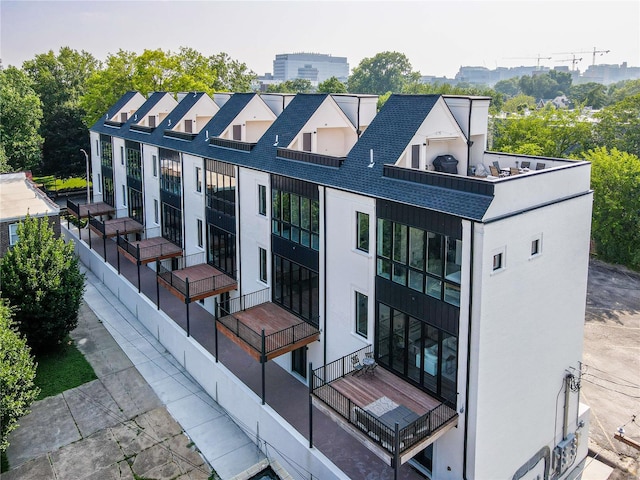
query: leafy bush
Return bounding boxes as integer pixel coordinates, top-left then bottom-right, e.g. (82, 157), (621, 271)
(0, 215), (85, 352)
(0, 300), (39, 452)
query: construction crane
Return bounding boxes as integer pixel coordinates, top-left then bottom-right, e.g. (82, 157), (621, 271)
(555, 54), (583, 71)
(555, 48), (610, 66)
(504, 54), (552, 69)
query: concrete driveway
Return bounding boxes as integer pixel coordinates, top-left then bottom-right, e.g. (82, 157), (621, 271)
(583, 259), (640, 479)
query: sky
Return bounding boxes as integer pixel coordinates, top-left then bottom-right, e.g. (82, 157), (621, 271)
(1, 0), (639, 79)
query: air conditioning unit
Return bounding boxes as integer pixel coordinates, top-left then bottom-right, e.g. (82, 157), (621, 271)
(553, 433), (577, 476)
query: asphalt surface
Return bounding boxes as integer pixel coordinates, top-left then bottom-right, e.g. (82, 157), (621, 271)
(583, 259), (640, 479)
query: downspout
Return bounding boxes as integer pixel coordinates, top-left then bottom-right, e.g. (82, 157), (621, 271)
(467, 98), (473, 173)
(357, 96), (362, 137)
(463, 221), (474, 480)
(236, 165), (241, 295)
(322, 186), (327, 368)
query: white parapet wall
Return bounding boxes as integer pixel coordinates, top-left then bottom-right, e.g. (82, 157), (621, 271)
(63, 226), (348, 480)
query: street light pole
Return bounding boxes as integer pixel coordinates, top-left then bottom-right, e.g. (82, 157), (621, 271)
(80, 149), (90, 204)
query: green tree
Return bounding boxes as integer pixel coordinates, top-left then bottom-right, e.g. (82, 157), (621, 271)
(267, 78), (313, 93)
(317, 76), (347, 94)
(586, 147), (640, 269)
(494, 77), (522, 97)
(593, 94), (640, 156)
(607, 79), (640, 104)
(0, 67), (43, 171)
(502, 94), (537, 114)
(569, 82), (607, 109)
(0, 215), (85, 353)
(348, 51), (419, 94)
(492, 105), (593, 157)
(401, 81), (504, 113)
(519, 70), (572, 100)
(0, 299), (39, 453)
(41, 103), (90, 176)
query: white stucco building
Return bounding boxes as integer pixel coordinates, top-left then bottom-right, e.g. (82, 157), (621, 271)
(85, 90), (592, 480)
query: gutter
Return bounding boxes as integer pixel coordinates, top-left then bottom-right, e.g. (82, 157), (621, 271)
(463, 221), (474, 479)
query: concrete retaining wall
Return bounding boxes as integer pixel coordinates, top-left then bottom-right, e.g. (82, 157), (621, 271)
(64, 227), (346, 480)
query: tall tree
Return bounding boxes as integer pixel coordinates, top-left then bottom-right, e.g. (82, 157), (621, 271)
(0, 67), (43, 171)
(568, 82), (607, 109)
(267, 78), (313, 93)
(519, 71), (572, 100)
(593, 94), (640, 156)
(586, 147), (640, 270)
(494, 77), (522, 97)
(348, 51), (419, 94)
(0, 300), (39, 453)
(317, 76), (347, 94)
(0, 215), (85, 353)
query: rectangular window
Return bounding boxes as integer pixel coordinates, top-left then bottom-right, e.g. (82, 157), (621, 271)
(154, 199), (159, 224)
(120, 146), (124, 165)
(356, 212), (369, 252)
(148, 115), (156, 128)
(232, 124), (242, 141)
(197, 219), (203, 248)
(152, 155), (158, 177)
(493, 252), (503, 271)
(97, 174), (102, 193)
(122, 184), (127, 206)
(259, 247), (267, 283)
(128, 187), (143, 223)
(195, 166), (202, 193)
(303, 132), (312, 152)
(355, 292), (368, 338)
(271, 187), (319, 251)
(8, 223), (19, 246)
(531, 237), (542, 256)
(121, 112), (128, 122)
(184, 119), (193, 133)
(95, 139), (99, 157)
(258, 184), (267, 216)
(411, 144), (420, 169)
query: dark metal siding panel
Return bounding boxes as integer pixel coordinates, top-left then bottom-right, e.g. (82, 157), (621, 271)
(125, 140), (140, 150)
(377, 198), (462, 239)
(271, 174), (319, 200)
(272, 235), (319, 272)
(205, 208), (236, 234)
(375, 276), (459, 336)
(127, 177), (142, 192)
(160, 190), (181, 209)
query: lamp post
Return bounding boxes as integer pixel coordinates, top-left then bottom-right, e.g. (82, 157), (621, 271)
(80, 149), (90, 204)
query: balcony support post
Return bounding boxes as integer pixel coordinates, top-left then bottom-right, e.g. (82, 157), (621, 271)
(102, 226), (107, 261)
(116, 230), (121, 274)
(393, 422), (400, 480)
(136, 244), (141, 292)
(88, 214), (92, 249)
(185, 278), (190, 337)
(156, 259), (161, 310)
(308, 362), (313, 449)
(214, 298), (219, 363)
(261, 329), (266, 405)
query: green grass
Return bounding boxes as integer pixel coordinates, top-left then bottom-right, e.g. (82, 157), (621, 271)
(34, 339), (97, 400)
(33, 175), (90, 193)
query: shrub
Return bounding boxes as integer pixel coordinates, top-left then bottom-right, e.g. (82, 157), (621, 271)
(0, 214), (85, 352)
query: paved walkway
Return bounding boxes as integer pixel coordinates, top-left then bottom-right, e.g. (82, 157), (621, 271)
(4, 266), (269, 480)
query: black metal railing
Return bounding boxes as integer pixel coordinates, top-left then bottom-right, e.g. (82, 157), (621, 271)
(104, 120), (124, 128)
(217, 289), (320, 356)
(67, 198), (81, 217)
(157, 253), (237, 299)
(117, 232), (181, 261)
(164, 130), (198, 141)
(130, 124), (155, 133)
(311, 347), (458, 456)
(276, 148), (345, 168)
(209, 137), (256, 151)
(88, 214), (106, 235)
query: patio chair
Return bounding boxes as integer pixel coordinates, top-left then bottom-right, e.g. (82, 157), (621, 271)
(520, 161), (531, 169)
(351, 355), (364, 376)
(510, 167), (520, 176)
(536, 162), (546, 170)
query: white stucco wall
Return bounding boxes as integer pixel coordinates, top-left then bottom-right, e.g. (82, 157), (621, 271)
(220, 96), (276, 142)
(181, 154), (206, 257)
(467, 193), (592, 479)
(323, 188), (375, 363)
(89, 131), (103, 203)
(112, 137), (127, 217)
(141, 144), (160, 235)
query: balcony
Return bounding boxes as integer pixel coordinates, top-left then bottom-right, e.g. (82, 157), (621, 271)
(276, 148), (345, 168)
(209, 137), (256, 152)
(87, 214), (144, 259)
(67, 199), (116, 219)
(311, 346), (457, 467)
(164, 130), (198, 141)
(216, 288), (320, 362)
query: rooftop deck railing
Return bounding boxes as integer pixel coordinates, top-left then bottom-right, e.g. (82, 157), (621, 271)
(312, 347), (457, 456)
(276, 148), (345, 168)
(209, 137), (257, 152)
(67, 198), (81, 218)
(157, 252), (237, 300)
(217, 288), (320, 357)
(164, 130), (198, 141)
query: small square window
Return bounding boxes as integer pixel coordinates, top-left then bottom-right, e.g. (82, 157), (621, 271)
(493, 252), (503, 271)
(531, 239), (540, 255)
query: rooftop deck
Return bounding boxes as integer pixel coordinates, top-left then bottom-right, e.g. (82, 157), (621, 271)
(67, 199), (115, 219)
(88, 216), (144, 238)
(157, 261), (237, 303)
(117, 235), (183, 265)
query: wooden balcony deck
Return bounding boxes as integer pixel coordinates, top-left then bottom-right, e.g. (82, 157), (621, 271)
(69, 201), (115, 219)
(89, 217), (144, 238)
(118, 236), (183, 264)
(217, 302), (320, 362)
(158, 263), (237, 302)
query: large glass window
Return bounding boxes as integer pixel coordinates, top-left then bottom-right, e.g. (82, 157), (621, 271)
(162, 202), (182, 247)
(272, 188), (319, 251)
(377, 219), (461, 306)
(128, 187), (143, 224)
(206, 160), (235, 217)
(103, 176), (114, 207)
(207, 225), (236, 276)
(126, 144), (142, 180)
(273, 254), (319, 327)
(377, 303), (458, 403)
(355, 291), (368, 337)
(356, 212), (369, 252)
(100, 136), (112, 168)
(159, 149), (181, 196)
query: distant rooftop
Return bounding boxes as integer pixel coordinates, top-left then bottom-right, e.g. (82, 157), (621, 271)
(0, 172), (59, 222)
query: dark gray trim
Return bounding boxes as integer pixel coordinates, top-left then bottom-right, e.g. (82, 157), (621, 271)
(483, 190), (593, 224)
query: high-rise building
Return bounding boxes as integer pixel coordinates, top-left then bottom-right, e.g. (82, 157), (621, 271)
(273, 52), (349, 83)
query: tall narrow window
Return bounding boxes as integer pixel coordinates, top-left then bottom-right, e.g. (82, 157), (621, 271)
(411, 144), (420, 169)
(356, 212), (369, 252)
(355, 291), (368, 338)
(258, 185), (267, 216)
(259, 247), (267, 283)
(184, 119), (193, 133)
(232, 124), (242, 141)
(195, 166), (202, 193)
(493, 252), (503, 271)
(95, 139), (99, 157)
(120, 146), (124, 165)
(8, 223), (19, 246)
(152, 155), (158, 177)
(122, 184), (127, 206)
(302, 132), (312, 152)
(154, 199), (159, 224)
(97, 174), (102, 193)
(197, 219), (203, 248)
(148, 115), (156, 128)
